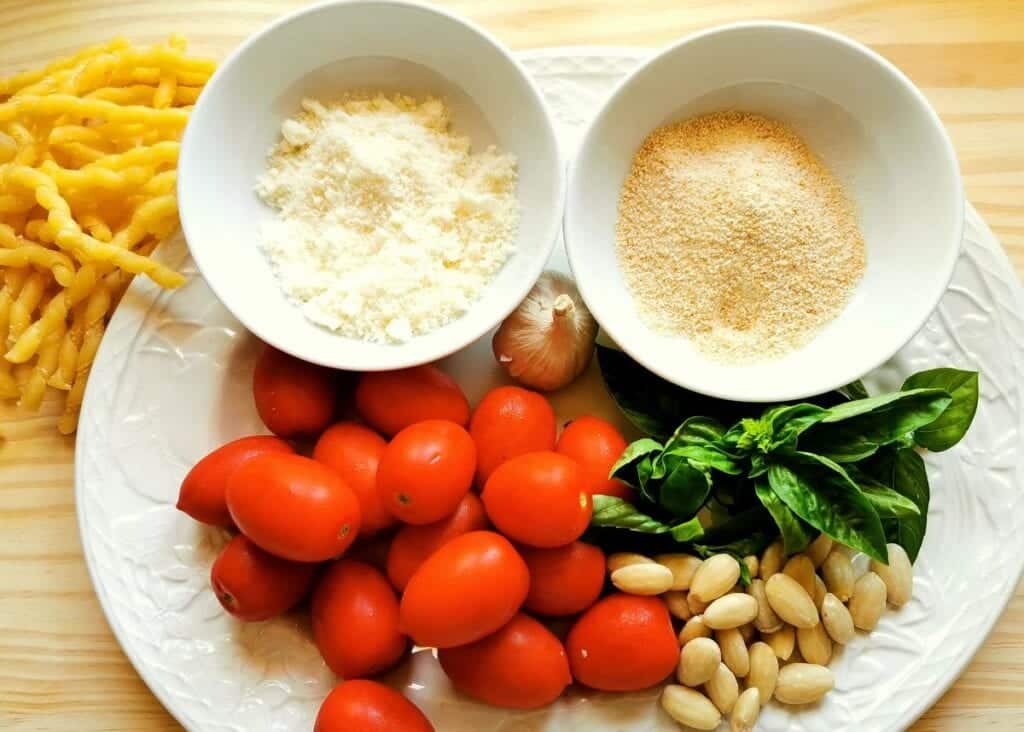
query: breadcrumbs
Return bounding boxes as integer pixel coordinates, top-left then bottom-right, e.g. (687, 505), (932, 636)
(615, 111), (866, 363)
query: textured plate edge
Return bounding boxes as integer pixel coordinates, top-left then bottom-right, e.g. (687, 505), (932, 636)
(73, 46), (1024, 732)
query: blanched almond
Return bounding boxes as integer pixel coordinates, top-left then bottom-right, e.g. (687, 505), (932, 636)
(796, 622), (832, 665)
(607, 552), (655, 573)
(611, 563), (674, 595)
(806, 534), (834, 568)
(716, 628), (749, 678)
(705, 662), (739, 714)
(849, 571), (887, 631)
(688, 592), (710, 615)
(742, 555), (759, 578)
(821, 593), (855, 644)
(813, 575), (827, 610)
(690, 554), (741, 602)
(783, 555), (816, 598)
(775, 663), (834, 704)
(678, 636), (721, 687)
(679, 615), (713, 645)
(656, 553), (703, 591)
(765, 574), (819, 628)
(704, 594), (759, 630)
(738, 622), (756, 644)
(661, 685), (721, 731)
(759, 541), (783, 580)
(871, 543), (913, 607)
(822, 549), (855, 602)
(664, 590), (693, 621)
(746, 642), (778, 703)
(747, 579), (783, 633)
(762, 625), (795, 660)
(731, 688), (761, 732)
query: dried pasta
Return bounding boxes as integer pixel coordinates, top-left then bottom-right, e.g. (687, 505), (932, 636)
(0, 36), (213, 432)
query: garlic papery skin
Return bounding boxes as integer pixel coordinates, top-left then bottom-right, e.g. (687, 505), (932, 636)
(492, 271), (598, 391)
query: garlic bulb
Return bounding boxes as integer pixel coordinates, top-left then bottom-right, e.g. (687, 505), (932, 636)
(492, 271), (597, 391)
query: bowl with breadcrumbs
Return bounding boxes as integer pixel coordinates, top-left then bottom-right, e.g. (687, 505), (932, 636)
(178, 0), (563, 371)
(565, 21), (963, 402)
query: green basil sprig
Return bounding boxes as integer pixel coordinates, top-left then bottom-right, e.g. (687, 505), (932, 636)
(595, 348), (979, 566)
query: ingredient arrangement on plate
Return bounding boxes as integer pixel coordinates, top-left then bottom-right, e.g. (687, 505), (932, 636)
(2, 7), (993, 731)
(0, 36), (213, 433)
(178, 337), (977, 731)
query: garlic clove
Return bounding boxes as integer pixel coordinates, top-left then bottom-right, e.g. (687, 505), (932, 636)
(492, 271), (597, 392)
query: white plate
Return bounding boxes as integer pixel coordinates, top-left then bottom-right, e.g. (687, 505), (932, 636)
(77, 49), (1024, 732)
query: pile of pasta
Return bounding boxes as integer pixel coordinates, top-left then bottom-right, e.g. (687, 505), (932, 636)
(0, 35), (214, 433)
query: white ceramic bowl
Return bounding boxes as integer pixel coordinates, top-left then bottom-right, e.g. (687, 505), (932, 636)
(565, 22), (963, 402)
(178, 0), (563, 371)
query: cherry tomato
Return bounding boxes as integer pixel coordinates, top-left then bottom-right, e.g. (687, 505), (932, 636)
(386, 493), (488, 592)
(227, 452), (361, 562)
(378, 420), (476, 525)
(253, 346), (338, 437)
(566, 594), (679, 691)
(311, 560), (407, 678)
(555, 415), (632, 499)
(315, 680), (434, 732)
(177, 435), (293, 527)
(400, 531), (529, 648)
(314, 422), (393, 535)
(438, 612), (571, 709)
(209, 534), (317, 621)
(355, 365), (469, 437)
(482, 451), (592, 548)
(470, 385), (556, 486)
(520, 541), (605, 616)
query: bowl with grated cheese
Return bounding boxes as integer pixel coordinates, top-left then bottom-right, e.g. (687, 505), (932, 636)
(178, 0), (564, 371)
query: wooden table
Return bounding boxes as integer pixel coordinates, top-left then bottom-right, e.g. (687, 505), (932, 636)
(0, 1), (1021, 729)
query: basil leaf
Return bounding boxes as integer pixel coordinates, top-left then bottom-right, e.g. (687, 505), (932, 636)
(658, 457), (713, 519)
(766, 403), (828, 450)
(591, 495), (705, 542)
(661, 445), (744, 476)
(611, 438), (662, 501)
(862, 484), (921, 518)
(838, 380), (870, 401)
(902, 368), (979, 451)
(754, 481), (813, 554)
(862, 448), (930, 562)
(666, 416), (728, 448)
(596, 345), (752, 438)
(690, 507), (777, 570)
(767, 459), (888, 562)
(801, 388), (953, 462)
(846, 466), (921, 518)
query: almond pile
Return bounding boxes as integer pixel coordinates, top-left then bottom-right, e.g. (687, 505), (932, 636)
(607, 537), (913, 730)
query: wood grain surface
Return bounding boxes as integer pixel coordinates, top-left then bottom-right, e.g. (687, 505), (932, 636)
(0, 1), (1022, 730)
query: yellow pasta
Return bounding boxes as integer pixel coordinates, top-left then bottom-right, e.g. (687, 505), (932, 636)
(0, 36), (213, 431)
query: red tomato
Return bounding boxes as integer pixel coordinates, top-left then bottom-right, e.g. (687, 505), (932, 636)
(314, 422), (393, 535)
(520, 541), (605, 616)
(386, 493), (488, 591)
(400, 531), (529, 648)
(209, 534), (317, 621)
(177, 435), (293, 527)
(355, 365), (469, 437)
(311, 560), (407, 679)
(566, 594), (679, 691)
(470, 385), (556, 486)
(377, 420), (476, 525)
(438, 613), (571, 709)
(482, 451), (592, 548)
(555, 415), (632, 499)
(253, 346), (338, 437)
(227, 452), (361, 562)
(315, 680), (434, 732)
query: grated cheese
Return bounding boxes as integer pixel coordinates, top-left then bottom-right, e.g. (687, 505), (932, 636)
(255, 94), (519, 343)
